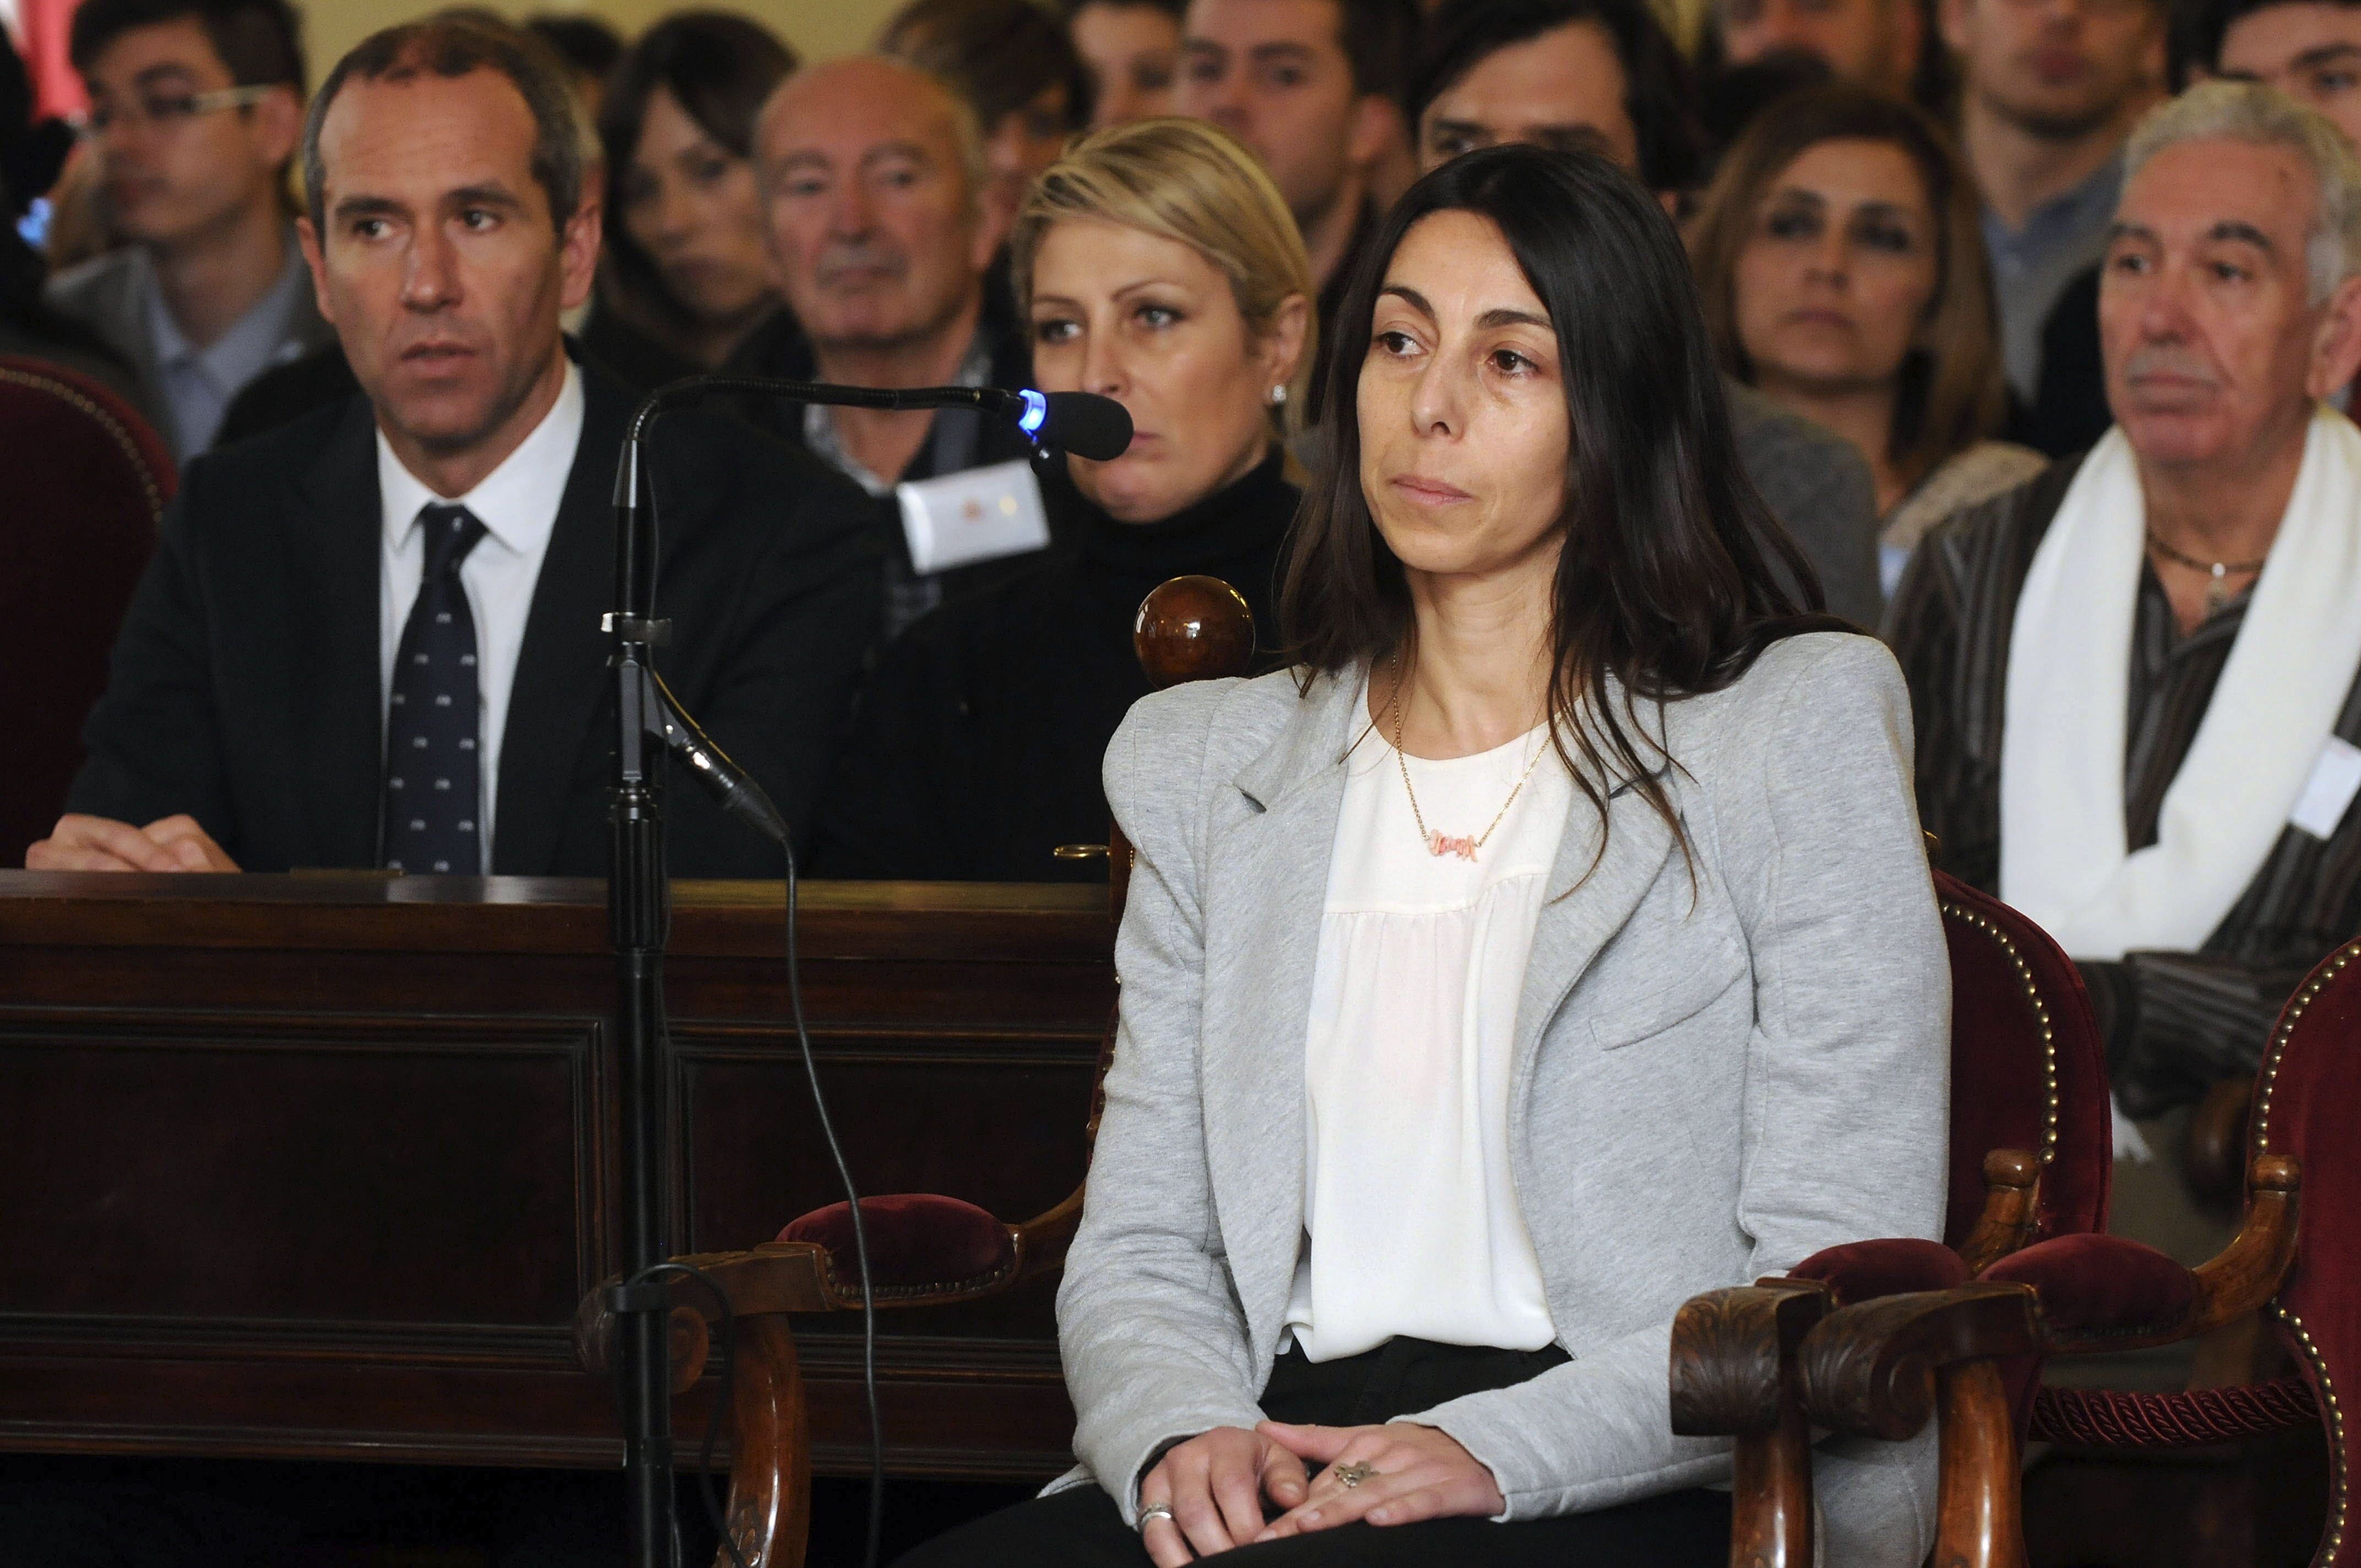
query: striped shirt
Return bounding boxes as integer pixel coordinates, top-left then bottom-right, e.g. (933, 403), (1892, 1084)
(1886, 455), (2361, 1114)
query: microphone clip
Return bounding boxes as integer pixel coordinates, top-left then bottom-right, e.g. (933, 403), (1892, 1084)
(600, 612), (672, 646)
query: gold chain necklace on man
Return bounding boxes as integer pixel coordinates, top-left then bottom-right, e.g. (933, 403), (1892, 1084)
(1389, 658), (1548, 862)
(2146, 529), (2268, 616)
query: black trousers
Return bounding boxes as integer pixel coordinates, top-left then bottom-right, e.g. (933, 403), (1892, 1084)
(894, 1338), (1731, 1566)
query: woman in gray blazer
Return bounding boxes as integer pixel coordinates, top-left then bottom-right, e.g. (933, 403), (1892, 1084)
(901, 145), (1949, 1567)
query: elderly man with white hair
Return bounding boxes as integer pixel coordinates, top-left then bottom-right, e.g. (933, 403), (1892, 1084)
(728, 53), (1042, 634)
(1890, 80), (2361, 1123)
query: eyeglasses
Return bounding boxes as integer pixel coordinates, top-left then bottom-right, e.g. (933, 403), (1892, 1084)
(80, 84), (276, 138)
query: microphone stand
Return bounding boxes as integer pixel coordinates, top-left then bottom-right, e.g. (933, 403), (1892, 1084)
(598, 373), (1100, 1568)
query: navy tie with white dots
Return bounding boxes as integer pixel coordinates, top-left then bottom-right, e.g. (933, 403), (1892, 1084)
(384, 503), (489, 874)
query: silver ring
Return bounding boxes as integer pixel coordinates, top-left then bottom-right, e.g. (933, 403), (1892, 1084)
(1138, 1502), (1176, 1530)
(1334, 1461), (1375, 1490)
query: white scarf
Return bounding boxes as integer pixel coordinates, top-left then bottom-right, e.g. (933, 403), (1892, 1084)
(2000, 407), (2361, 961)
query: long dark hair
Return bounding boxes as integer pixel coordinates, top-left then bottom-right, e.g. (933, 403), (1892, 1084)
(597, 12), (795, 337)
(1280, 144), (1843, 860)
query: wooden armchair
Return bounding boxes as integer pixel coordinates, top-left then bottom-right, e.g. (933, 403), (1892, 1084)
(575, 575), (1258, 1568)
(1668, 873), (2114, 1567)
(1757, 935), (2359, 1568)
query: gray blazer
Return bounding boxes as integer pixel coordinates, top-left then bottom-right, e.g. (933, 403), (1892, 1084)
(46, 235), (334, 443)
(1056, 631), (1949, 1564)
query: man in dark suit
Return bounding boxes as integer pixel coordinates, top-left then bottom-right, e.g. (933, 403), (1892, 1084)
(737, 55), (1042, 635)
(30, 16), (879, 877)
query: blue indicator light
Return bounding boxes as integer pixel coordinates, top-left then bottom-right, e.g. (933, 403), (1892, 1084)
(1018, 388), (1048, 437)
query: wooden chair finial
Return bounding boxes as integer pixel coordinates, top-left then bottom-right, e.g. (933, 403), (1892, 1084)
(1134, 575), (1255, 691)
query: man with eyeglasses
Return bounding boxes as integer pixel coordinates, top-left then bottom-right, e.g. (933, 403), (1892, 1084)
(46, 0), (335, 462)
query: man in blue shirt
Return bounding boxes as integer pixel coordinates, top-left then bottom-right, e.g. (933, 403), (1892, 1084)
(1944, 0), (2167, 451)
(46, 0), (335, 462)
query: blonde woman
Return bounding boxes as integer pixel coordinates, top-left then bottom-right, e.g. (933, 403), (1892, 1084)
(1687, 85), (2044, 595)
(808, 118), (1313, 880)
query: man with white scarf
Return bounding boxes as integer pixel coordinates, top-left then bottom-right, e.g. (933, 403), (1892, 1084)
(1889, 80), (2361, 1128)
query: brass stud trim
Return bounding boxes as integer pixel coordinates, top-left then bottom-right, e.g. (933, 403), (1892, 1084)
(1941, 900), (2060, 1168)
(2276, 1305), (2346, 1560)
(0, 364), (167, 527)
(2251, 939), (2360, 1153)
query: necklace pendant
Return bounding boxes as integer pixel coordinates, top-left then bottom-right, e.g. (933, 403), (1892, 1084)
(1428, 831), (1478, 862)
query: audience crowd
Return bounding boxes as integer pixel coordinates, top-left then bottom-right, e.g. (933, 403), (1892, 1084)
(8, 0), (2361, 1126)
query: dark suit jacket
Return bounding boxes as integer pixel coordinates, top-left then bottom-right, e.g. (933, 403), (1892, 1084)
(723, 287), (1060, 615)
(68, 358), (883, 875)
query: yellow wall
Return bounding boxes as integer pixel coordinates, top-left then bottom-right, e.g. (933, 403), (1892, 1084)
(298, 0), (901, 88)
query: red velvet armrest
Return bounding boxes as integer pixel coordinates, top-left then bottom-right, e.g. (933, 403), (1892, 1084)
(1789, 1237), (1971, 1303)
(778, 1194), (1018, 1303)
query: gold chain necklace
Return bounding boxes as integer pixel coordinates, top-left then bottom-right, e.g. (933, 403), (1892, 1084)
(1388, 661), (1548, 862)
(2146, 530), (2267, 616)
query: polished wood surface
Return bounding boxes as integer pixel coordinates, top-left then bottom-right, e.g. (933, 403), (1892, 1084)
(1957, 1148), (2041, 1277)
(0, 870), (1113, 1479)
(1671, 1278), (1832, 1568)
(1133, 575), (1256, 687)
(1934, 1359), (2027, 1568)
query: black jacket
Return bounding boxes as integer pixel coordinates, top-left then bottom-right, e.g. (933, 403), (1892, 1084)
(809, 452), (1299, 881)
(69, 356), (883, 874)
(724, 289), (1053, 621)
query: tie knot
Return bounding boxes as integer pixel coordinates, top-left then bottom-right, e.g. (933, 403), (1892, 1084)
(419, 504), (488, 580)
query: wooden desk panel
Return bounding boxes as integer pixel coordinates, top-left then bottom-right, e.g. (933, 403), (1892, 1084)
(0, 873), (1112, 1479)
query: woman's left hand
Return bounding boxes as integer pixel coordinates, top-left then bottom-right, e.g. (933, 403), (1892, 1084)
(1248, 1419), (1504, 1540)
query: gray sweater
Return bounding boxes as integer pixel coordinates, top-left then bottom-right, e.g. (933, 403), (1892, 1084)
(1054, 631), (1950, 1564)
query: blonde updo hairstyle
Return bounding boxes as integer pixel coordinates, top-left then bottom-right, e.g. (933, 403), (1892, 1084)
(1009, 116), (1317, 434)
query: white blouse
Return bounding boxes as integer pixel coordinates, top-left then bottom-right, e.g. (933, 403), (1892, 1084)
(1281, 687), (1571, 1363)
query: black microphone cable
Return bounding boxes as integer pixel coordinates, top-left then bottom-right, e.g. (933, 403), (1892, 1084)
(616, 695), (882, 1568)
(782, 834), (887, 1568)
(616, 373), (1104, 1568)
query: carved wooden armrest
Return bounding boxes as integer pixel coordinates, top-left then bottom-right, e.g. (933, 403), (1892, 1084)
(1798, 1283), (2047, 1568)
(573, 1242), (842, 1388)
(1007, 1185), (1083, 1287)
(1671, 1278), (1834, 1435)
(570, 1244), (831, 1568)
(1671, 1278), (1834, 1568)
(1797, 1283), (2042, 1442)
(1956, 1149), (2042, 1277)
(2175, 1153), (2301, 1337)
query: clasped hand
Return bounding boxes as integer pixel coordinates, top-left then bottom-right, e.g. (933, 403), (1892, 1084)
(27, 814), (238, 872)
(1135, 1418), (1502, 1564)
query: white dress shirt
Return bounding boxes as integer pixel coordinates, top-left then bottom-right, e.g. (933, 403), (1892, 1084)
(377, 362), (585, 868)
(1281, 684), (1570, 1363)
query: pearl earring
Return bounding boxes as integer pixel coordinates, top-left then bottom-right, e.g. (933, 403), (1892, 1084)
(1269, 385), (1289, 406)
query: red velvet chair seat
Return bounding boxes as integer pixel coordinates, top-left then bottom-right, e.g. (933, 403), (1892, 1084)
(1791, 1237), (1970, 1303)
(777, 1194), (1015, 1297)
(1981, 1233), (2198, 1341)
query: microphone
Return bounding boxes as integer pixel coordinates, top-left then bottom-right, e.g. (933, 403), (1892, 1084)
(972, 388), (1135, 461)
(603, 375), (1134, 856)
(611, 375), (1132, 509)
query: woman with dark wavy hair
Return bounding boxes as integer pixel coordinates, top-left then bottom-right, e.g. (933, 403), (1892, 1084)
(897, 144), (1950, 1568)
(593, 11), (794, 373)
